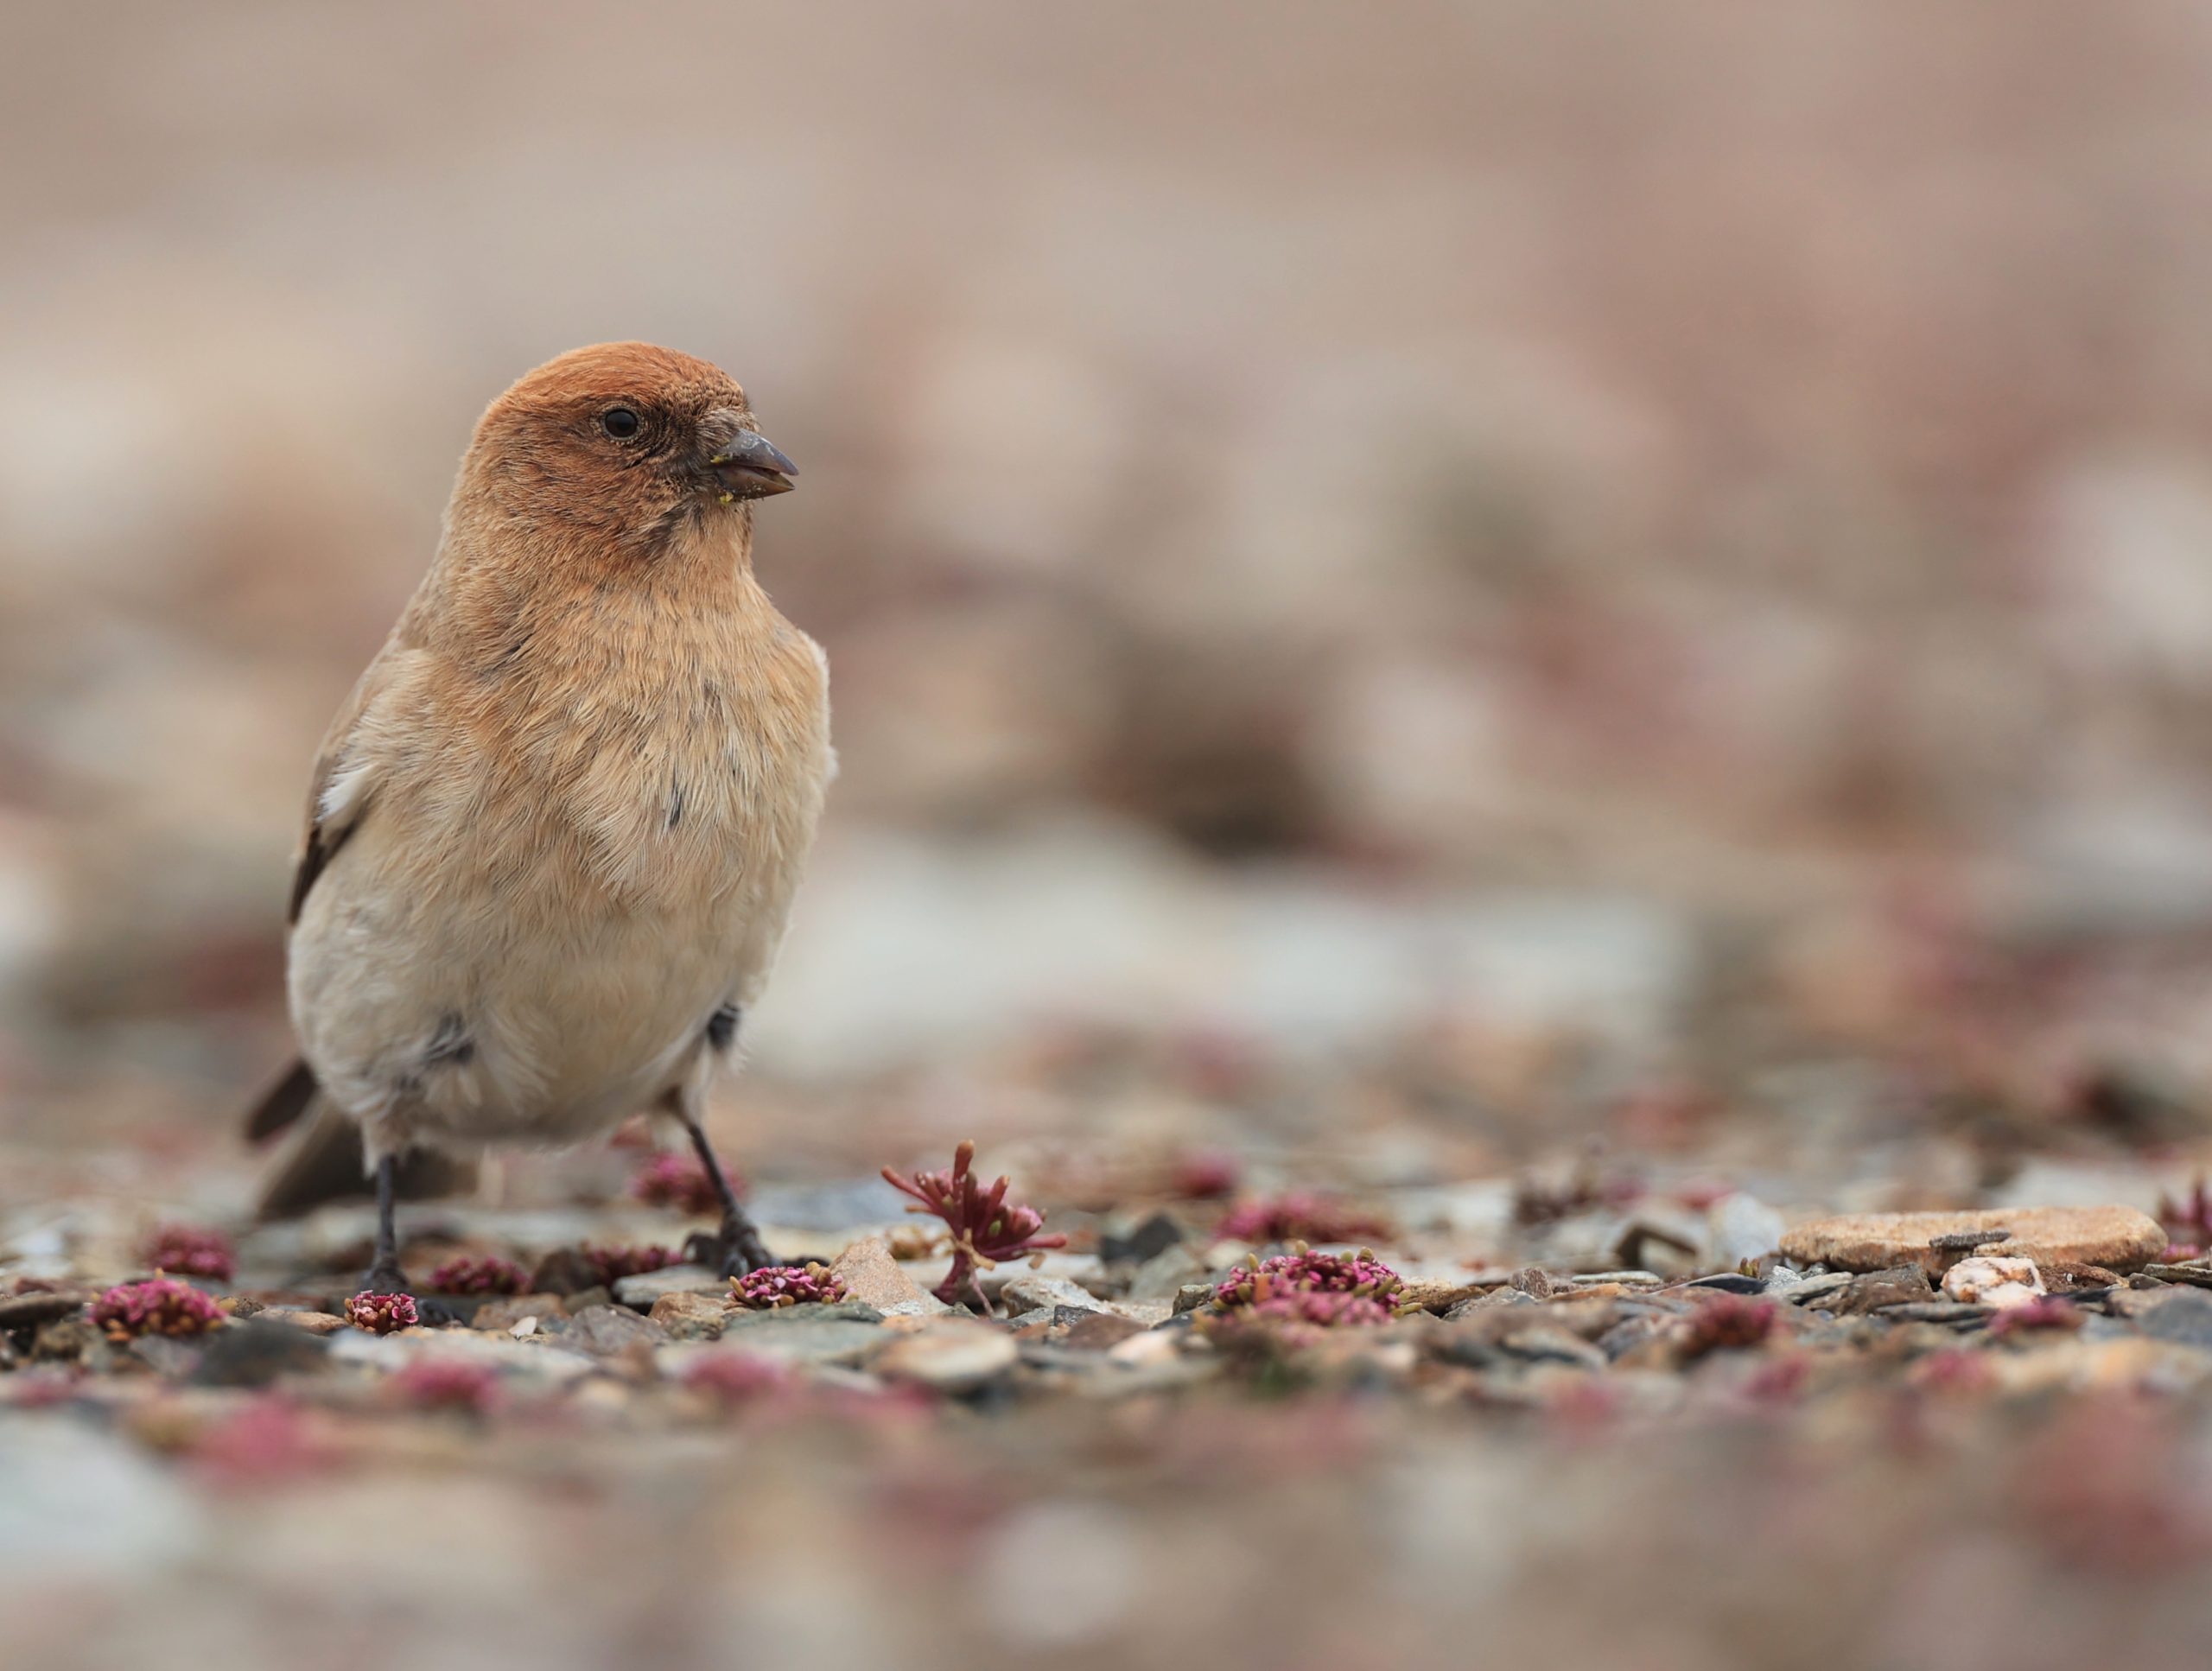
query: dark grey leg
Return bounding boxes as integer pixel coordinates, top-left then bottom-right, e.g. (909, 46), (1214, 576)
(364, 1153), (408, 1293)
(680, 1116), (772, 1277)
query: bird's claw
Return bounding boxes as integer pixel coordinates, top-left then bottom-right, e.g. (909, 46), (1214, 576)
(685, 1223), (777, 1280)
(359, 1265), (458, 1326)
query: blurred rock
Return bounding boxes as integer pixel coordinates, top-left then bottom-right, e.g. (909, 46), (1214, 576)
(1782, 1208), (2164, 1276)
(875, 1320), (1019, 1391)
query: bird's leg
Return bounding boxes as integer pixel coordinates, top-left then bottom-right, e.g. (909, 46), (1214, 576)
(363, 1153), (409, 1293)
(359, 1152), (456, 1322)
(679, 1115), (772, 1278)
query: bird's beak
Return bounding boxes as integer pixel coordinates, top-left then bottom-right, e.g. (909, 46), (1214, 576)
(702, 416), (798, 501)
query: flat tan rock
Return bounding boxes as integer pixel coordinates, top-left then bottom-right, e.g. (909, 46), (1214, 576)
(874, 1320), (1017, 1390)
(1781, 1206), (2164, 1275)
(830, 1236), (949, 1317)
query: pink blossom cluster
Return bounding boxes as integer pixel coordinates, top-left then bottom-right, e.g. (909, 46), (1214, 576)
(90, 1277), (225, 1341)
(730, 1262), (848, 1309)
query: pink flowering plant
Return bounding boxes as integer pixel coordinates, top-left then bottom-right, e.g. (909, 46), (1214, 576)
(1216, 1193), (1390, 1247)
(91, 1277), (225, 1341)
(881, 1140), (1069, 1311)
(346, 1290), (418, 1334)
(731, 1262), (847, 1310)
(391, 1357), (503, 1414)
(143, 1225), (236, 1283)
(632, 1152), (744, 1216)
(1211, 1248), (1410, 1323)
(582, 1244), (679, 1287)
(426, 1255), (531, 1295)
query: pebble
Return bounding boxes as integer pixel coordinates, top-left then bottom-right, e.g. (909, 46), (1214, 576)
(648, 1292), (730, 1339)
(714, 1306), (887, 1367)
(1001, 1274), (1106, 1316)
(191, 1318), (332, 1386)
(981, 1253), (1108, 1301)
(1099, 1210), (1185, 1265)
(875, 1321), (1020, 1391)
(1780, 1206), (2164, 1275)
(1704, 1193), (1786, 1268)
(257, 1308), (348, 1337)
(611, 1264), (725, 1308)
(1780, 1273), (1853, 1307)
(0, 1290), (90, 1330)
(2133, 1287), (2212, 1350)
(1125, 1243), (1207, 1301)
(1834, 1266), (1934, 1315)
(1942, 1256), (2045, 1309)
(472, 1294), (569, 1332)
(563, 1306), (670, 1357)
(830, 1236), (950, 1317)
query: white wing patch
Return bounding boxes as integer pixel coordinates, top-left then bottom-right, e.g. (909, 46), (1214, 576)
(318, 757), (377, 828)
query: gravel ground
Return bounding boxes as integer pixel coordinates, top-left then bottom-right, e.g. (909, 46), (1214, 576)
(10, 1089), (2212, 1671)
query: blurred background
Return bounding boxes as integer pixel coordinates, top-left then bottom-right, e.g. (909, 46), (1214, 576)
(12, 3), (2212, 1188)
(16, 7), (2212, 1671)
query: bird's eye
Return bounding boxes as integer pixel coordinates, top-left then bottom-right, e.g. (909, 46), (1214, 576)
(601, 406), (642, 440)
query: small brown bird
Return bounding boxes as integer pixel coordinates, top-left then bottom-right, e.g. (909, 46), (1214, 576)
(245, 343), (830, 1294)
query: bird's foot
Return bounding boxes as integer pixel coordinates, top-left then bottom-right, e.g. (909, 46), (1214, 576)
(684, 1220), (777, 1281)
(362, 1261), (410, 1296)
(357, 1264), (458, 1326)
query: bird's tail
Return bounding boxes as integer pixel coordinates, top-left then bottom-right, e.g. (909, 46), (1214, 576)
(247, 1060), (478, 1220)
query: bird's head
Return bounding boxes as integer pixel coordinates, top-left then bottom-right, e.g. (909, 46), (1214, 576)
(456, 342), (797, 552)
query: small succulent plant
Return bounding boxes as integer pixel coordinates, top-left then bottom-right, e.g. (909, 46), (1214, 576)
(346, 1290), (419, 1334)
(391, 1357), (502, 1413)
(1911, 1349), (1997, 1395)
(143, 1224), (236, 1283)
(632, 1152), (743, 1216)
(1680, 1294), (1778, 1357)
(1212, 1248), (1407, 1311)
(1239, 1289), (1396, 1330)
(2158, 1177), (2211, 1261)
(882, 1140), (1069, 1311)
(90, 1277), (225, 1341)
(582, 1244), (680, 1287)
(426, 1255), (531, 1295)
(730, 1262), (847, 1309)
(683, 1352), (791, 1406)
(1215, 1193), (1390, 1247)
(1987, 1296), (2083, 1337)
(1171, 1149), (1242, 1201)
(188, 1396), (324, 1486)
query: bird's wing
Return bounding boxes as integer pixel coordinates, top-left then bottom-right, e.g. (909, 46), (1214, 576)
(250, 645), (431, 1143)
(285, 645), (424, 926)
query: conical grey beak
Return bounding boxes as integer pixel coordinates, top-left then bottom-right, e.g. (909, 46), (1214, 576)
(707, 428), (798, 500)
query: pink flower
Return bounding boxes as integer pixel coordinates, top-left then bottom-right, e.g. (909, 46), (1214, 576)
(426, 1255), (530, 1295)
(143, 1225), (236, 1283)
(1988, 1297), (2082, 1337)
(391, 1357), (502, 1413)
(881, 1140), (1068, 1311)
(90, 1278), (224, 1341)
(1215, 1193), (1390, 1247)
(731, 1263), (847, 1310)
(683, 1353), (791, 1406)
(582, 1244), (680, 1287)
(346, 1290), (419, 1334)
(189, 1396), (324, 1487)
(1680, 1294), (1778, 1358)
(632, 1152), (744, 1215)
(1171, 1149), (1242, 1201)
(1213, 1248), (1405, 1310)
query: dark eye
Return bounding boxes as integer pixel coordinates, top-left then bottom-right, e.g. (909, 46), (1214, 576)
(601, 406), (641, 440)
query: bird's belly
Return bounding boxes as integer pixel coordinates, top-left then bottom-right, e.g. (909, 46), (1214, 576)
(289, 823), (768, 1155)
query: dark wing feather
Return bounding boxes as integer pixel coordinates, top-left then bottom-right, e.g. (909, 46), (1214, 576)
(244, 1057), (320, 1142)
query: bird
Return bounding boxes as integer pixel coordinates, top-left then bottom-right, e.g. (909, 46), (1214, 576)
(244, 341), (831, 1297)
